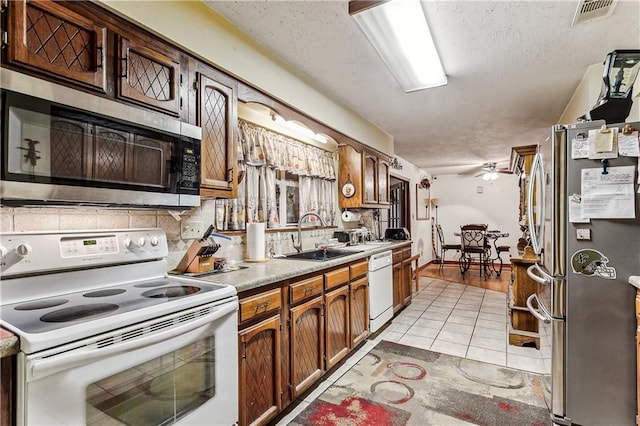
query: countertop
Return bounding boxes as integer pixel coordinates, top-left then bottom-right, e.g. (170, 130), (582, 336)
(0, 327), (19, 358)
(629, 276), (640, 289)
(188, 241), (412, 294)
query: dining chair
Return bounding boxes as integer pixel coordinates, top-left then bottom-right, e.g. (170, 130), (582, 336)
(459, 224), (489, 278)
(436, 224), (461, 271)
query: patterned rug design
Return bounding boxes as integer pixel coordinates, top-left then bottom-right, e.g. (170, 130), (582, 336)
(291, 341), (551, 425)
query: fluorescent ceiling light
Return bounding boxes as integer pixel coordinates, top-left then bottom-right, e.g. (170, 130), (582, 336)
(350, 0), (447, 92)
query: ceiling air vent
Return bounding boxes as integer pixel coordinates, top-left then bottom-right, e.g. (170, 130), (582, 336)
(572, 0), (618, 26)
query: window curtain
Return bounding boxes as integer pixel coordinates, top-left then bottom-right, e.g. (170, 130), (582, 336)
(219, 119), (336, 229)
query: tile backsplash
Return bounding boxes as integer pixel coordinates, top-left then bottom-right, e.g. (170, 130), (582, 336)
(0, 200), (335, 270)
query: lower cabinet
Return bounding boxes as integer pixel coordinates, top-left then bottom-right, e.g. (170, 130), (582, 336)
(392, 245), (413, 313)
(237, 259), (371, 426)
(350, 276), (369, 348)
(238, 315), (282, 426)
(401, 248), (412, 306)
(508, 253), (540, 348)
(289, 296), (324, 399)
(325, 285), (350, 370)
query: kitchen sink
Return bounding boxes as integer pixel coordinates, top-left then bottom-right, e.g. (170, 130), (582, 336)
(284, 248), (362, 261)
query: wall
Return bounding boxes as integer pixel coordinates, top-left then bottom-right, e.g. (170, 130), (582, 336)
(429, 173), (521, 263)
(0, 202), (336, 270)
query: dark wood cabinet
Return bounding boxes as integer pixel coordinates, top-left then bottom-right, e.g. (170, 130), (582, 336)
(325, 285), (350, 370)
(338, 145), (390, 209)
(289, 296), (324, 399)
(238, 315), (282, 426)
(117, 36), (181, 115)
(363, 152), (378, 204)
(392, 246), (412, 314)
(6, 0), (107, 92)
(197, 71), (238, 198)
(377, 159), (390, 205)
(401, 249), (413, 306)
(4, 0), (244, 200)
(238, 259), (370, 423)
(392, 261), (403, 313)
(508, 252), (540, 348)
(350, 276), (369, 347)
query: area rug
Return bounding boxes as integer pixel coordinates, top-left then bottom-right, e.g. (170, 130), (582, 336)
(291, 341), (551, 425)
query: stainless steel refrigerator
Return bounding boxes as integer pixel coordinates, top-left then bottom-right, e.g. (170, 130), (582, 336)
(526, 119), (640, 426)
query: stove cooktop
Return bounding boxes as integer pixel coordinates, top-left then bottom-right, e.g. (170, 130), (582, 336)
(1, 276), (230, 334)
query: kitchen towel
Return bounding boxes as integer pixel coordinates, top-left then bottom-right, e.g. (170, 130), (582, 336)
(341, 210), (361, 222)
(246, 222), (266, 260)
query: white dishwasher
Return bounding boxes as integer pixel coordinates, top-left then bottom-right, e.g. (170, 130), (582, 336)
(368, 250), (393, 332)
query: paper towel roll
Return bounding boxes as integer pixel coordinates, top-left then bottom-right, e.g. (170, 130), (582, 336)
(342, 211), (361, 222)
(247, 222), (266, 260)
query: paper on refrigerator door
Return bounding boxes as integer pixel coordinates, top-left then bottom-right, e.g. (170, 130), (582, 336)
(581, 166), (635, 218)
(618, 131), (640, 157)
(569, 194), (590, 223)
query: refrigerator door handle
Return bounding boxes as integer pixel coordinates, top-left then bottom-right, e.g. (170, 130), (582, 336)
(526, 293), (552, 323)
(527, 263), (552, 286)
(527, 152), (545, 255)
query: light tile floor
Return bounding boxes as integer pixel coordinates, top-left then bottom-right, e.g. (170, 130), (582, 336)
(277, 276), (552, 425)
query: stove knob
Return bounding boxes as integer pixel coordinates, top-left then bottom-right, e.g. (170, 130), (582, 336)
(150, 236), (159, 246)
(16, 243), (32, 257)
(123, 238), (133, 249)
(137, 237), (146, 247)
(0, 246), (6, 257)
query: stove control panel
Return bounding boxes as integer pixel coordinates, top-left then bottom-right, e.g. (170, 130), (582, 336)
(0, 228), (169, 277)
(60, 235), (118, 257)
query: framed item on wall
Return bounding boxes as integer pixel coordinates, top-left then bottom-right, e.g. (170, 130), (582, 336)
(416, 184), (430, 220)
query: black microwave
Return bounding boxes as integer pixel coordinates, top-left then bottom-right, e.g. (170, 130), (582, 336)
(0, 70), (201, 208)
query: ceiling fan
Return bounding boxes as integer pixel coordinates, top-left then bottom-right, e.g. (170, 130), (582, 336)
(459, 162), (513, 180)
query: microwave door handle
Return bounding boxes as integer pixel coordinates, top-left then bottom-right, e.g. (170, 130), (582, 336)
(527, 263), (552, 286)
(29, 301), (237, 381)
(527, 152), (545, 255)
(526, 293), (552, 323)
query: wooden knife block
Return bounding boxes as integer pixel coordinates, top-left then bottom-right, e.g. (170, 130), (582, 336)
(187, 255), (214, 273)
(174, 239), (215, 273)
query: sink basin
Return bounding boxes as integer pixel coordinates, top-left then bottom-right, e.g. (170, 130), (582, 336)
(285, 248), (362, 261)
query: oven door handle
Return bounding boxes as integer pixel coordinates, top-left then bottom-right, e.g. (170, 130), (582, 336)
(28, 301), (237, 381)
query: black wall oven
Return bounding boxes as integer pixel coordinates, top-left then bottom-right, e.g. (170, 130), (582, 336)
(1, 69), (201, 207)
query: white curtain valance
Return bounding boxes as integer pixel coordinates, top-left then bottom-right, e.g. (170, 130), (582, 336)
(239, 119), (336, 180)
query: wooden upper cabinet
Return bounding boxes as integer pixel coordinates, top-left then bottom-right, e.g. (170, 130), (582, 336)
(117, 36), (180, 115)
(338, 144), (363, 208)
(377, 159), (390, 205)
(197, 72), (238, 198)
(338, 144), (390, 209)
(362, 152), (378, 205)
(6, 0), (107, 92)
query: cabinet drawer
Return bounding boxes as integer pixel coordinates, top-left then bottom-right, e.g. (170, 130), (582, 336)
(393, 250), (404, 264)
(401, 248), (412, 260)
(350, 260), (369, 280)
(290, 276), (323, 305)
(325, 267), (350, 291)
(239, 288), (281, 324)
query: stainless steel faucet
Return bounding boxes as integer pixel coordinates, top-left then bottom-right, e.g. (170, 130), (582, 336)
(293, 212), (326, 252)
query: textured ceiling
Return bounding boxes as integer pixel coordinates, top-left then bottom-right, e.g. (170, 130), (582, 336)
(206, 0), (640, 175)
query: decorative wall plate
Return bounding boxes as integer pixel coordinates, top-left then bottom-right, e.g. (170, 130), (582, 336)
(342, 174), (355, 198)
(342, 182), (355, 198)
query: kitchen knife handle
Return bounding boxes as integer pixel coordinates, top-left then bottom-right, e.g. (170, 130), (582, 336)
(202, 224), (215, 240)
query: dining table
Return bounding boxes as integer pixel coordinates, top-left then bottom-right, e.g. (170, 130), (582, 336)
(453, 229), (510, 276)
